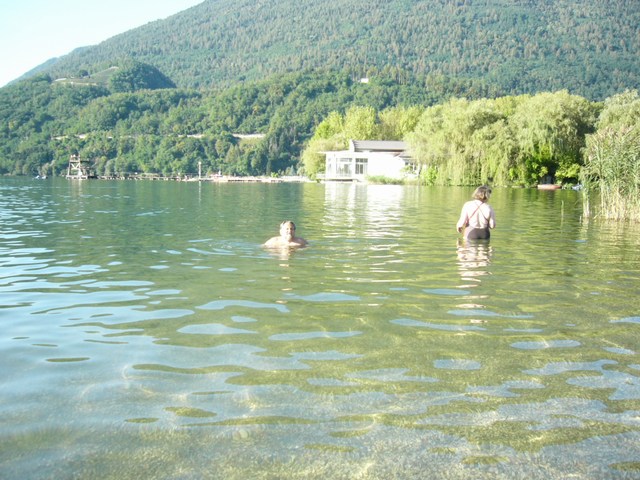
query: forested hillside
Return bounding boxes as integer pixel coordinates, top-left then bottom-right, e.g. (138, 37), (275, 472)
(22, 0), (640, 101)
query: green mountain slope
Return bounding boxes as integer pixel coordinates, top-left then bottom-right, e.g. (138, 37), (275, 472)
(30, 0), (640, 100)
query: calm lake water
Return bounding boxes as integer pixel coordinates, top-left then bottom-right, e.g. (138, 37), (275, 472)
(1, 177), (639, 479)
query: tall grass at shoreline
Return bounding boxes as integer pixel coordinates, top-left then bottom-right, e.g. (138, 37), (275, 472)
(581, 125), (640, 222)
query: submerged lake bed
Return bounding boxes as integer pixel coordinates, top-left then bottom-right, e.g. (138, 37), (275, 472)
(1, 178), (639, 479)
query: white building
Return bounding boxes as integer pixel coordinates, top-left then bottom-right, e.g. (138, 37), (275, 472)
(323, 140), (414, 182)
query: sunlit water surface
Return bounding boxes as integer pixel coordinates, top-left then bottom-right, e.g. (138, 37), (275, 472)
(1, 178), (639, 479)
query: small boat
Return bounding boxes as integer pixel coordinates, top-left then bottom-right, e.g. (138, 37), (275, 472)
(537, 184), (562, 190)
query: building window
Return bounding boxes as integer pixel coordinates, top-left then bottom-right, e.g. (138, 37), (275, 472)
(338, 158), (352, 177)
(355, 158), (368, 175)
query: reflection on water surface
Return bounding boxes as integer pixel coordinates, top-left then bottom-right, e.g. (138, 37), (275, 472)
(1, 179), (639, 479)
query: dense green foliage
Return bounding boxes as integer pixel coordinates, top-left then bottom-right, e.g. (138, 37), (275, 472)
(16, 0), (640, 101)
(581, 91), (640, 221)
(407, 91), (600, 186)
(107, 60), (176, 92)
(301, 91), (601, 187)
(0, 75), (109, 175)
(1, 69), (479, 177)
(302, 90), (640, 221)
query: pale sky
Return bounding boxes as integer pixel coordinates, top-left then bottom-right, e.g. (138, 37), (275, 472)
(0, 0), (204, 87)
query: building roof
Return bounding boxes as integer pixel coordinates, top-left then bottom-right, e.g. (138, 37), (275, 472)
(350, 140), (407, 153)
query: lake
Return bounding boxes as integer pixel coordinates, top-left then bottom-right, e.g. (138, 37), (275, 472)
(1, 177), (639, 479)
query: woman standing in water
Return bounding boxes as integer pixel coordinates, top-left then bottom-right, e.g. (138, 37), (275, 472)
(456, 185), (496, 240)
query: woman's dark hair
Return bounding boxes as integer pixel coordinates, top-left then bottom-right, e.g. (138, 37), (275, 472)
(473, 185), (492, 202)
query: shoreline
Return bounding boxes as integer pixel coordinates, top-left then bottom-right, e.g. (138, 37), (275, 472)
(60, 174), (314, 183)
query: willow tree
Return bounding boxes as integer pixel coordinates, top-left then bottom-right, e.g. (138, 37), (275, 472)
(581, 90), (640, 221)
(508, 91), (599, 186)
(468, 118), (518, 186)
(378, 106), (424, 140)
(406, 97), (510, 185)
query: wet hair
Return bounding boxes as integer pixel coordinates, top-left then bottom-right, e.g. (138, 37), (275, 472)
(473, 185), (492, 202)
(280, 221), (296, 229)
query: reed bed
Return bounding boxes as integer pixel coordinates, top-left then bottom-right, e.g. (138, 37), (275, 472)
(581, 125), (640, 221)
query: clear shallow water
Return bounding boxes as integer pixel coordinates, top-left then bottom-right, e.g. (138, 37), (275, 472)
(1, 178), (639, 479)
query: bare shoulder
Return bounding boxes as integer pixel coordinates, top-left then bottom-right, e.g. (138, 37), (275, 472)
(293, 237), (308, 247)
(263, 237), (307, 248)
(263, 236), (281, 247)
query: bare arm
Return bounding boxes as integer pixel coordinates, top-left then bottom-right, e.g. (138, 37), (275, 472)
(456, 204), (469, 233)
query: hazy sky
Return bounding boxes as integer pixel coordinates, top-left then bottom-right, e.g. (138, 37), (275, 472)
(0, 0), (204, 87)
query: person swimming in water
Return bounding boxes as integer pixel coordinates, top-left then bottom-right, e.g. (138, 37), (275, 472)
(264, 220), (307, 247)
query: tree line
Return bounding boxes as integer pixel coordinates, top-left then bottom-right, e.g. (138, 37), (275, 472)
(1, 63), (638, 220)
(302, 91), (600, 186)
(0, 67), (494, 178)
(302, 90), (640, 220)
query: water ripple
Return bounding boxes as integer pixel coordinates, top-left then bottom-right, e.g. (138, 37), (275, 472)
(135, 344), (309, 371)
(293, 350), (362, 362)
(231, 316), (257, 323)
(423, 288), (471, 296)
(418, 398), (640, 428)
(448, 309), (534, 318)
(391, 318), (486, 331)
(284, 292), (360, 302)
(466, 380), (545, 398)
(434, 359), (482, 370)
(307, 378), (359, 387)
(197, 300), (289, 312)
(178, 324), (257, 335)
(135, 345), (362, 372)
(602, 346), (635, 355)
(347, 368), (438, 383)
(2, 291), (153, 318)
(57, 305), (194, 324)
(612, 316), (640, 324)
(567, 370), (640, 400)
(523, 359), (617, 375)
(510, 340), (581, 350)
(269, 331), (362, 341)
